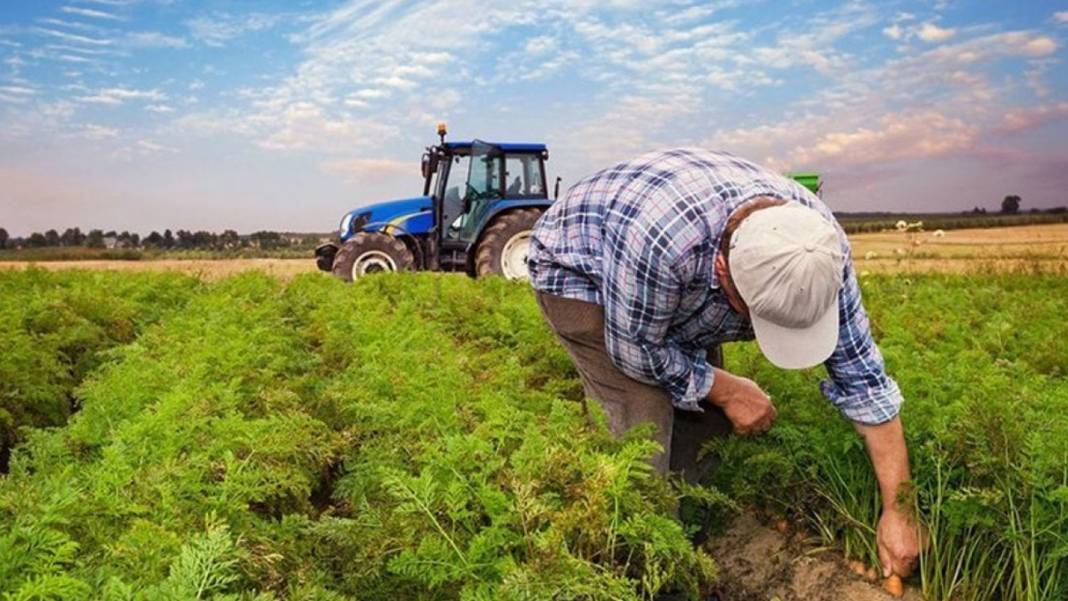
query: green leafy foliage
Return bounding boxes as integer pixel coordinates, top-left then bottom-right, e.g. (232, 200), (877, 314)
(1, 270), (1063, 600)
(0, 272), (713, 600)
(709, 273), (1068, 601)
(0, 269), (199, 466)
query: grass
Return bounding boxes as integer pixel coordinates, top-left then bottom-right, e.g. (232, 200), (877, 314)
(0, 267), (1065, 599)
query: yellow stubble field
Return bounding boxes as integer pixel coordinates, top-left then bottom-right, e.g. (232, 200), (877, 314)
(0, 223), (1066, 279)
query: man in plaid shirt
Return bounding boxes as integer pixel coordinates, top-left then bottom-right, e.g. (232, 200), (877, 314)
(528, 148), (919, 581)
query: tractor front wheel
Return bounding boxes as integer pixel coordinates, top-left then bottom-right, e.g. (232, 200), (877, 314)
(331, 233), (414, 282)
(475, 208), (543, 280)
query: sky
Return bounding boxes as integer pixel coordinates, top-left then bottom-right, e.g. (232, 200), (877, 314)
(1, 0), (1067, 236)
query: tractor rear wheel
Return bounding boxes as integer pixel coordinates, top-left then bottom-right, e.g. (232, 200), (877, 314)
(474, 208), (543, 280)
(331, 233), (414, 282)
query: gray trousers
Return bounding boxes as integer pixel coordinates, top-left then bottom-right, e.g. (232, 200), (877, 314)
(535, 291), (729, 481)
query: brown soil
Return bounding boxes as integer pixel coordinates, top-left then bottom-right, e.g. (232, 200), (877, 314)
(706, 514), (924, 601)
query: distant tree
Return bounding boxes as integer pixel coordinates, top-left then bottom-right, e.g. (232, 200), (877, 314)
(175, 230), (193, 249)
(219, 229), (240, 249)
(144, 231), (163, 247)
(115, 231), (140, 248)
(191, 231), (216, 249)
(86, 229), (105, 249)
(1001, 195), (1021, 214)
(250, 231), (285, 250)
(0, 227), (8, 249)
(28, 232), (48, 247)
(44, 229), (60, 247)
(70, 227), (85, 246)
(163, 229), (175, 248)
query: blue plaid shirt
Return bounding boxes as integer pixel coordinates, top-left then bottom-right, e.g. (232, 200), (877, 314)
(528, 148), (902, 425)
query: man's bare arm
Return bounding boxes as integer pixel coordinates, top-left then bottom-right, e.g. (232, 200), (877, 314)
(855, 416), (921, 578)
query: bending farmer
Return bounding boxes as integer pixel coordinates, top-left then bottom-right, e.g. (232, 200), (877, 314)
(527, 148), (921, 580)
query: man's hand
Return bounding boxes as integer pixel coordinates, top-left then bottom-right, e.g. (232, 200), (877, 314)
(877, 507), (921, 578)
(708, 368), (776, 436)
(856, 416), (924, 580)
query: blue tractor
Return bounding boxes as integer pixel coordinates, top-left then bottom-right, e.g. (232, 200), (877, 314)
(316, 124), (557, 281)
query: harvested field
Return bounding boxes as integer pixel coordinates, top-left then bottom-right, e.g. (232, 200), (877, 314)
(0, 257), (317, 280)
(2, 224), (1065, 278)
(850, 223), (1068, 273)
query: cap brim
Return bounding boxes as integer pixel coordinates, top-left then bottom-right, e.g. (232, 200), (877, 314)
(750, 299), (840, 370)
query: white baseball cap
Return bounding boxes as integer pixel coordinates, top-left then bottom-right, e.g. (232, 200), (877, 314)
(728, 203), (846, 369)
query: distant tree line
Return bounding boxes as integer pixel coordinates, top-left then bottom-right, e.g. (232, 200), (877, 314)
(0, 227), (324, 251)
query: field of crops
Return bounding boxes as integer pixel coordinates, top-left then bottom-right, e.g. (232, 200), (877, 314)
(1, 269), (1065, 600)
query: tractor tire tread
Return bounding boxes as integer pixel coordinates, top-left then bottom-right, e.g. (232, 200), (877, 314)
(475, 208), (543, 278)
(331, 232), (415, 282)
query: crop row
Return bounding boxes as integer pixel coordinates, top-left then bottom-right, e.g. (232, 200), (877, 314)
(0, 270), (1064, 600)
(710, 273), (1068, 601)
(0, 273), (713, 600)
(0, 269), (200, 470)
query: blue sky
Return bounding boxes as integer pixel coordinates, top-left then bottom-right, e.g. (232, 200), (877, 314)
(1, 0), (1066, 235)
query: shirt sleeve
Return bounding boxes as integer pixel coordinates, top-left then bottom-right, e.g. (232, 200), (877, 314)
(820, 257), (903, 425)
(600, 221), (713, 412)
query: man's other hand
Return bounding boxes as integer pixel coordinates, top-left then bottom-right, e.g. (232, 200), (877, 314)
(708, 369), (777, 436)
(877, 507), (922, 578)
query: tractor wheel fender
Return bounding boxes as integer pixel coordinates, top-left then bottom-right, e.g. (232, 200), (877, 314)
(331, 232), (415, 282)
(473, 208), (544, 280)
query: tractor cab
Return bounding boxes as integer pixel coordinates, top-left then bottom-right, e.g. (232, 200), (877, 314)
(317, 125), (555, 281)
(423, 138), (551, 272)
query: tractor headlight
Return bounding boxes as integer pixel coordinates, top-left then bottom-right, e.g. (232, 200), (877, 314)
(339, 213), (354, 235)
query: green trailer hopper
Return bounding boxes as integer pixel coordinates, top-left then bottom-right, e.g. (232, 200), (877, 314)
(788, 172), (822, 196)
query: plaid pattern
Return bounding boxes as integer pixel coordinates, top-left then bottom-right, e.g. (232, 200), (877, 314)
(528, 148), (902, 425)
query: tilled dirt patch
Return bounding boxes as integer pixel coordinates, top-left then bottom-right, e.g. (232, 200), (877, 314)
(706, 514), (923, 601)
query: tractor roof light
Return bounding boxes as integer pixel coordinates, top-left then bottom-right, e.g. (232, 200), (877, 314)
(436, 122), (447, 144)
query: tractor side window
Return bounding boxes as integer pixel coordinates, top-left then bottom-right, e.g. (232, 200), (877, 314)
(442, 155), (470, 233)
(505, 155), (544, 197)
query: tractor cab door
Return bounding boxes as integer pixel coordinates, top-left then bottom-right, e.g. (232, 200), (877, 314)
(445, 141), (504, 243)
(439, 153), (471, 241)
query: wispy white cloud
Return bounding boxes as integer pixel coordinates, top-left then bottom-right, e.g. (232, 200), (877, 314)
(185, 12), (285, 47)
(917, 22), (956, 42)
(56, 54), (98, 64)
(45, 43), (112, 55)
(1053, 11), (1068, 24)
(998, 102), (1068, 133)
(75, 87), (166, 105)
(35, 27), (114, 46)
(37, 17), (106, 33)
(0, 84), (36, 104)
(79, 123), (119, 139)
(136, 139), (177, 153)
(61, 6), (126, 22)
(126, 31), (188, 49)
